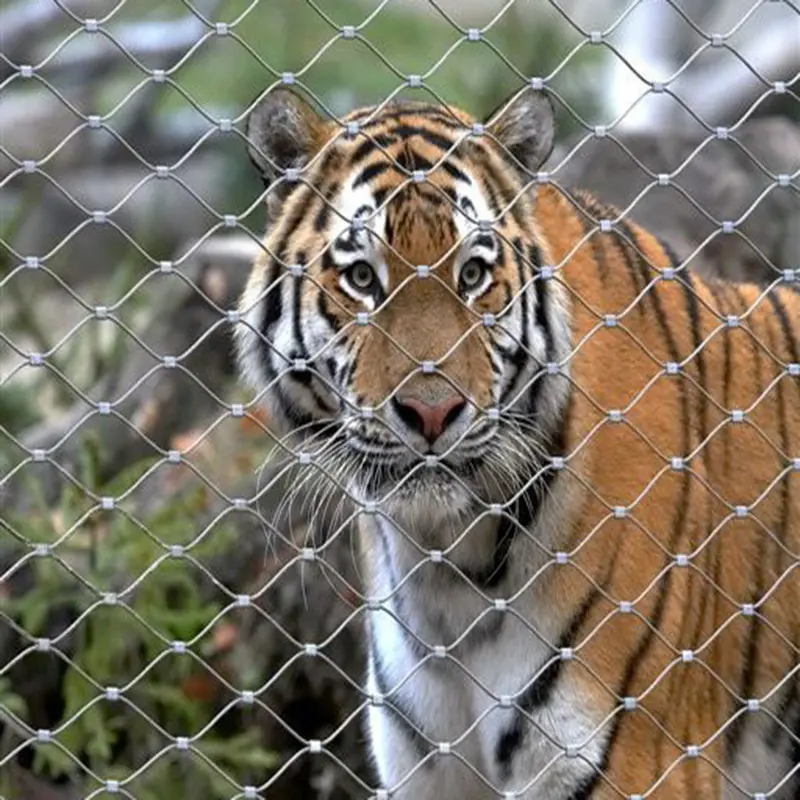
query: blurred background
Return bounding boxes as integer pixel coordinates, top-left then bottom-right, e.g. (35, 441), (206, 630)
(1, 1), (798, 798)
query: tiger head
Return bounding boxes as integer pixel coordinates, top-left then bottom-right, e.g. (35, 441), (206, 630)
(236, 87), (571, 528)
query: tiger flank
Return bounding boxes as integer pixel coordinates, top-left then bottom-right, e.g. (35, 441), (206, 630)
(235, 86), (799, 798)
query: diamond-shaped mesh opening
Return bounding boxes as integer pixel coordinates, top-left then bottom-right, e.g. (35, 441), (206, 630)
(2, 1), (798, 799)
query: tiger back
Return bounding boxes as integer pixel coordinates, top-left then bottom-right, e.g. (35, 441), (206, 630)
(236, 85), (799, 799)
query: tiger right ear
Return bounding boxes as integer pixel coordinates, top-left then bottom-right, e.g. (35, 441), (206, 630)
(246, 88), (328, 216)
(485, 87), (555, 175)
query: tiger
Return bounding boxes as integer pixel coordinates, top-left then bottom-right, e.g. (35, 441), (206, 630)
(234, 84), (799, 799)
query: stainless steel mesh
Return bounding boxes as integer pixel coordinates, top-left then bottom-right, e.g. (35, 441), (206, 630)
(1, 1), (797, 798)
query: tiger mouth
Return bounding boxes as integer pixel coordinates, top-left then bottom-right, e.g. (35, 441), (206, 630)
(287, 416), (517, 504)
(356, 451), (487, 500)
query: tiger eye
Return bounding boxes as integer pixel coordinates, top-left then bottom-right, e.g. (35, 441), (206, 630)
(349, 261), (377, 290)
(460, 259), (486, 290)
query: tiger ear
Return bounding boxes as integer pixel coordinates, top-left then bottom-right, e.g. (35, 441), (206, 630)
(246, 88), (328, 216)
(485, 87), (555, 174)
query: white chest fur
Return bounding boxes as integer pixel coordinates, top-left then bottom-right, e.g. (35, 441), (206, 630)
(360, 511), (607, 799)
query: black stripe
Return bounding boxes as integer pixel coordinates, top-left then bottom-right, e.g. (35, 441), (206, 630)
(531, 246), (551, 346)
(361, 109), (463, 134)
(577, 236), (694, 797)
(273, 185), (313, 263)
(312, 181), (339, 232)
(614, 218), (652, 311)
(258, 259), (284, 373)
(479, 173), (503, 219)
(764, 290), (796, 548)
(275, 139), (346, 209)
(335, 355), (350, 387)
(316, 285), (341, 332)
(320, 250), (338, 272)
(658, 237), (681, 269)
(275, 379), (314, 428)
(495, 584), (603, 779)
(705, 280), (733, 470)
(468, 145), (528, 228)
(324, 357), (338, 384)
(766, 680), (800, 757)
(727, 284), (753, 471)
(395, 145), (470, 186)
(439, 158), (468, 183)
(726, 593), (763, 761)
(766, 288), (800, 365)
(764, 288), (799, 558)
(340, 338), (362, 390)
(313, 145), (344, 178)
(680, 473), (715, 773)
(721, 282), (768, 763)
(457, 453), (545, 590)
(460, 417), (565, 591)
(379, 124), (456, 155)
(287, 255), (337, 414)
(472, 233), (496, 252)
(437, 184), (458, 208)
(384, 205), (396, 246)
(525, 246), (555, 418)
(459, 196), (477, 219)
(572, 193), (631, 292)
(725, 290), (797, 760)
(290, 252), (309, 359)
(260, 260), (283, 335)
(725, 285), (768, 762)
(687, 266), (720, 648)
(372, 186), (390, 209)
(416, 186), (446, 207)
(332, 236), (362, 255)
(460, 516), (516, 590)
(498, 238), (532, 408)
(374, 522), (429, 661)
(369, 630), (430, 759)
(394, 147), (426, 174)
(573, 193), (610, 281)
(678, 271), (709, 443)
(585, 221), (610, 282)
(269, 145), (342, 223)
(349, 133), (396, 165)
(353, 160), (394, 188)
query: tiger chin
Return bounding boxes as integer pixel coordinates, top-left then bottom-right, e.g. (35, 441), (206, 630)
(235, 84), (799, 800)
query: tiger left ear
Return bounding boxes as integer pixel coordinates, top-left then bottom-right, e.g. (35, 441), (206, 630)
(246, 87), (329, 219)
(485, 87), (555, 174)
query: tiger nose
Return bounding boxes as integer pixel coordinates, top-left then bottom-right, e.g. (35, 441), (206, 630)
(392, 394), (467, 443)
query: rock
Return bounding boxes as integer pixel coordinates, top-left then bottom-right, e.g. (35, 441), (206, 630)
(551, 116), (800, 285)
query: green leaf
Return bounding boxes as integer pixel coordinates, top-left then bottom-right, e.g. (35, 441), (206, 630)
(0, 676), (28, 720)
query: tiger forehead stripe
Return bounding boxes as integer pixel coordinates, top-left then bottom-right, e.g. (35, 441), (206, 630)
(353, 128), (522, 228)
(353, 119), (461, 149)
(351, 146), (472, 191)
(332, 107), (533, 231)
(350, 134), (461, 166)
(357, 103), (468, 133)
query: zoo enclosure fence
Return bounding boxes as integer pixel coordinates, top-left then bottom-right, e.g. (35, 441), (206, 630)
(0, 0), (798, 798)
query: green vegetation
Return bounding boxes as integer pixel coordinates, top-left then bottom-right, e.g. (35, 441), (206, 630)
(2, 445), (276, 800)
(100, 0), (607, 132)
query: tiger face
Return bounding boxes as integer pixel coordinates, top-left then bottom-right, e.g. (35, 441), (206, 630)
(236, 88), (571, 527)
